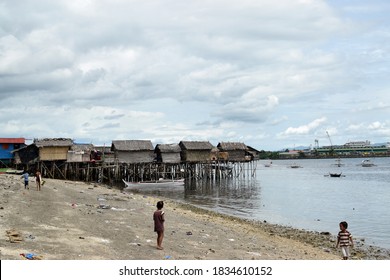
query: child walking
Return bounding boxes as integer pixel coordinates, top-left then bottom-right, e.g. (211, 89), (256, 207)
(336, 221), (354, 260)
(153, 201), (165, 250)
(21, 170), (29, 190)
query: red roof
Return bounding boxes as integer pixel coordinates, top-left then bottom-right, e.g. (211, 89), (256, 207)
(0, 138), (25, 144)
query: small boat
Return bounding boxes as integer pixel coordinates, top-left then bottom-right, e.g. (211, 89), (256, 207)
(329, 172), (342, 177)
(331, 158), (344, 167)
(361, 159), (376, 167)
(289, 163), (302, 168)
(123, 178), (185, 188)
(264, 161), (272, 167)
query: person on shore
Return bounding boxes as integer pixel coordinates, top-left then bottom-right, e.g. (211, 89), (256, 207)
(35, 170), (42, 191)
(336, 221), (354, 260)
(153, 201), (165, 250)
(21, 170), (29, 190)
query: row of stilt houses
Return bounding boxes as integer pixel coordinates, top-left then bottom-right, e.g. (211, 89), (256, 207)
(8, 138), (260, 185)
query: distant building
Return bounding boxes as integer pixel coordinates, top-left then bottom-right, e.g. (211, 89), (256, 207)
(67, 144), (94, 163)
(217, 142), (248, 162)
(34, 138), (73, 161)
(155, 144), (181, 163)
(0, 138), (25, 166)
(111, 140), (155, 163)
(179, 141), (214, 162)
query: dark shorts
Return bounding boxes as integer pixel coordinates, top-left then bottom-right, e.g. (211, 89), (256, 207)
(24, 181), (29, 186)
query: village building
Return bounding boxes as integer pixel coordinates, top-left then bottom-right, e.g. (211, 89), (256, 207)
(111, 140), (155, 164)
(179, 141), (214, 162)
(0, 138), (26, 167)
(34, 138), (73, 161)
(217, 142), (249, 162)
(67, 144), (94, 163)
(154, 143), (181, 163)
(94, 146), (115, 164)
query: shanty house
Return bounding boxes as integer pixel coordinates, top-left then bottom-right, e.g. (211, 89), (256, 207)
(111, 140), (154, 163)
(0, 138), (26, 166)
(155, 144), (181, 163)
(94, 146), (115, 163)
(35, 138), (73, 161)
(179, 141), (214, 162)
(67, 144), (94, 162)
(217, 142), (248, 162)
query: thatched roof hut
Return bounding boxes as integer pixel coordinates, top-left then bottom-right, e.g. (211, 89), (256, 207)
(179, 141), (214, 162)
(34, 138), (73, 161)
(111, 140), (155, 163)
(67, 144), (94, 163)
(217, 142), (248, 162)
(155, 144), (181, 163)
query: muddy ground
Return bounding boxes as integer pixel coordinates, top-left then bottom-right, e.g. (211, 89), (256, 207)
(1, 174), (389, 260)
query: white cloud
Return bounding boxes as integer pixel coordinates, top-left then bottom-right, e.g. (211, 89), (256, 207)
(1, 0), (390, 150)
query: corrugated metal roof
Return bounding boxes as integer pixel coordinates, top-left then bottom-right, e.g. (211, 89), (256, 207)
(111, 140), (154, 151)
(217, 142), (248, 151)
(34, 138), (73, 147)
(179, 141), (214, 150)
(0, 138), (25, 144)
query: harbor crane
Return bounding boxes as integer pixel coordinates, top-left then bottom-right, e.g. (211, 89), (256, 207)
(326, 131), (335, 155)
(326, 131), (333, 147)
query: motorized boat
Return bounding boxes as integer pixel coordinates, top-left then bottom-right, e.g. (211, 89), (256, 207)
(122, 178), (185, 188)
(329, 172), (342, 177)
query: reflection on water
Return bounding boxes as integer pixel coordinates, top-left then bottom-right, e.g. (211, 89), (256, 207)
(124, 158), (390, 249)
(183, 178), (262, 217)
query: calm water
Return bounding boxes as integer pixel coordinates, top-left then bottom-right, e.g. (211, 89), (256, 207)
(127, 158), (390, 249)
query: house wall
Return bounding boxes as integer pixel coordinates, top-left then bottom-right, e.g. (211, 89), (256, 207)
(116, 151), (155, 163)
(67, 151), (91, 163)
(181, 151), (211, 162)
(40, 147), (69, 161)
(226, 150), (247, 162)
(1, 143), (23, 160)
(161, 153), (181, 164)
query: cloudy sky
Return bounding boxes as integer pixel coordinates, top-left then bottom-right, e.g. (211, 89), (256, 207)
(1, 0), (390, 150)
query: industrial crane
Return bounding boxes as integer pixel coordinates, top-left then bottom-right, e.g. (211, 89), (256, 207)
(326, 131), (335, 155)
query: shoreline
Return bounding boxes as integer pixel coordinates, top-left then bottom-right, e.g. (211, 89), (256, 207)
(1, 174), (389, 260)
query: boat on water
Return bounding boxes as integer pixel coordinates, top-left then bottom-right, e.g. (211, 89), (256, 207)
(329, 172), (342, 177)
(123, 178), (185, 188)
(360, 159), (376, 167)
(331, 158), (344, 167)
(289, 163), (302, 168)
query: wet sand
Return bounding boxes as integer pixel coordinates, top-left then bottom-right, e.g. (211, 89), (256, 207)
(1, 174), (389, 260)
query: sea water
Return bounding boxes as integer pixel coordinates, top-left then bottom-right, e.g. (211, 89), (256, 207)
(130, 157), (390, 249)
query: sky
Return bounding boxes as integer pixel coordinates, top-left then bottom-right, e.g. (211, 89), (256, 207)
(1, 0), (390, 151)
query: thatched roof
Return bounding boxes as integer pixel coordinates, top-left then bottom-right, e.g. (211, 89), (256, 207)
(155, 144), (181, 153)
(70, 144), (94, 152)
(217, 142), (248, 151)
(34, 138), (73, 147)
(111, 140), (154, 151)
(179, 141), (214, 150)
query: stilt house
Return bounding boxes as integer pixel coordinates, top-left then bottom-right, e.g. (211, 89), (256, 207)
(179, 141), (214, 162)
(35, 138), (73, 161)
(67, 144), (94, 162)
(0, 138), (26, 166)
(217, 142), (248, 162)
(155, 144), (181, 163)
(111, 140), (155, 163)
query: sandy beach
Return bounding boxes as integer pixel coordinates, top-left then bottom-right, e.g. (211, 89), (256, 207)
(1, 174), (389, 260)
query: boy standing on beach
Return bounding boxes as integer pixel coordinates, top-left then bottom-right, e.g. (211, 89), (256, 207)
(336, 221), (354, 260)
(153, 201), (165, 250)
